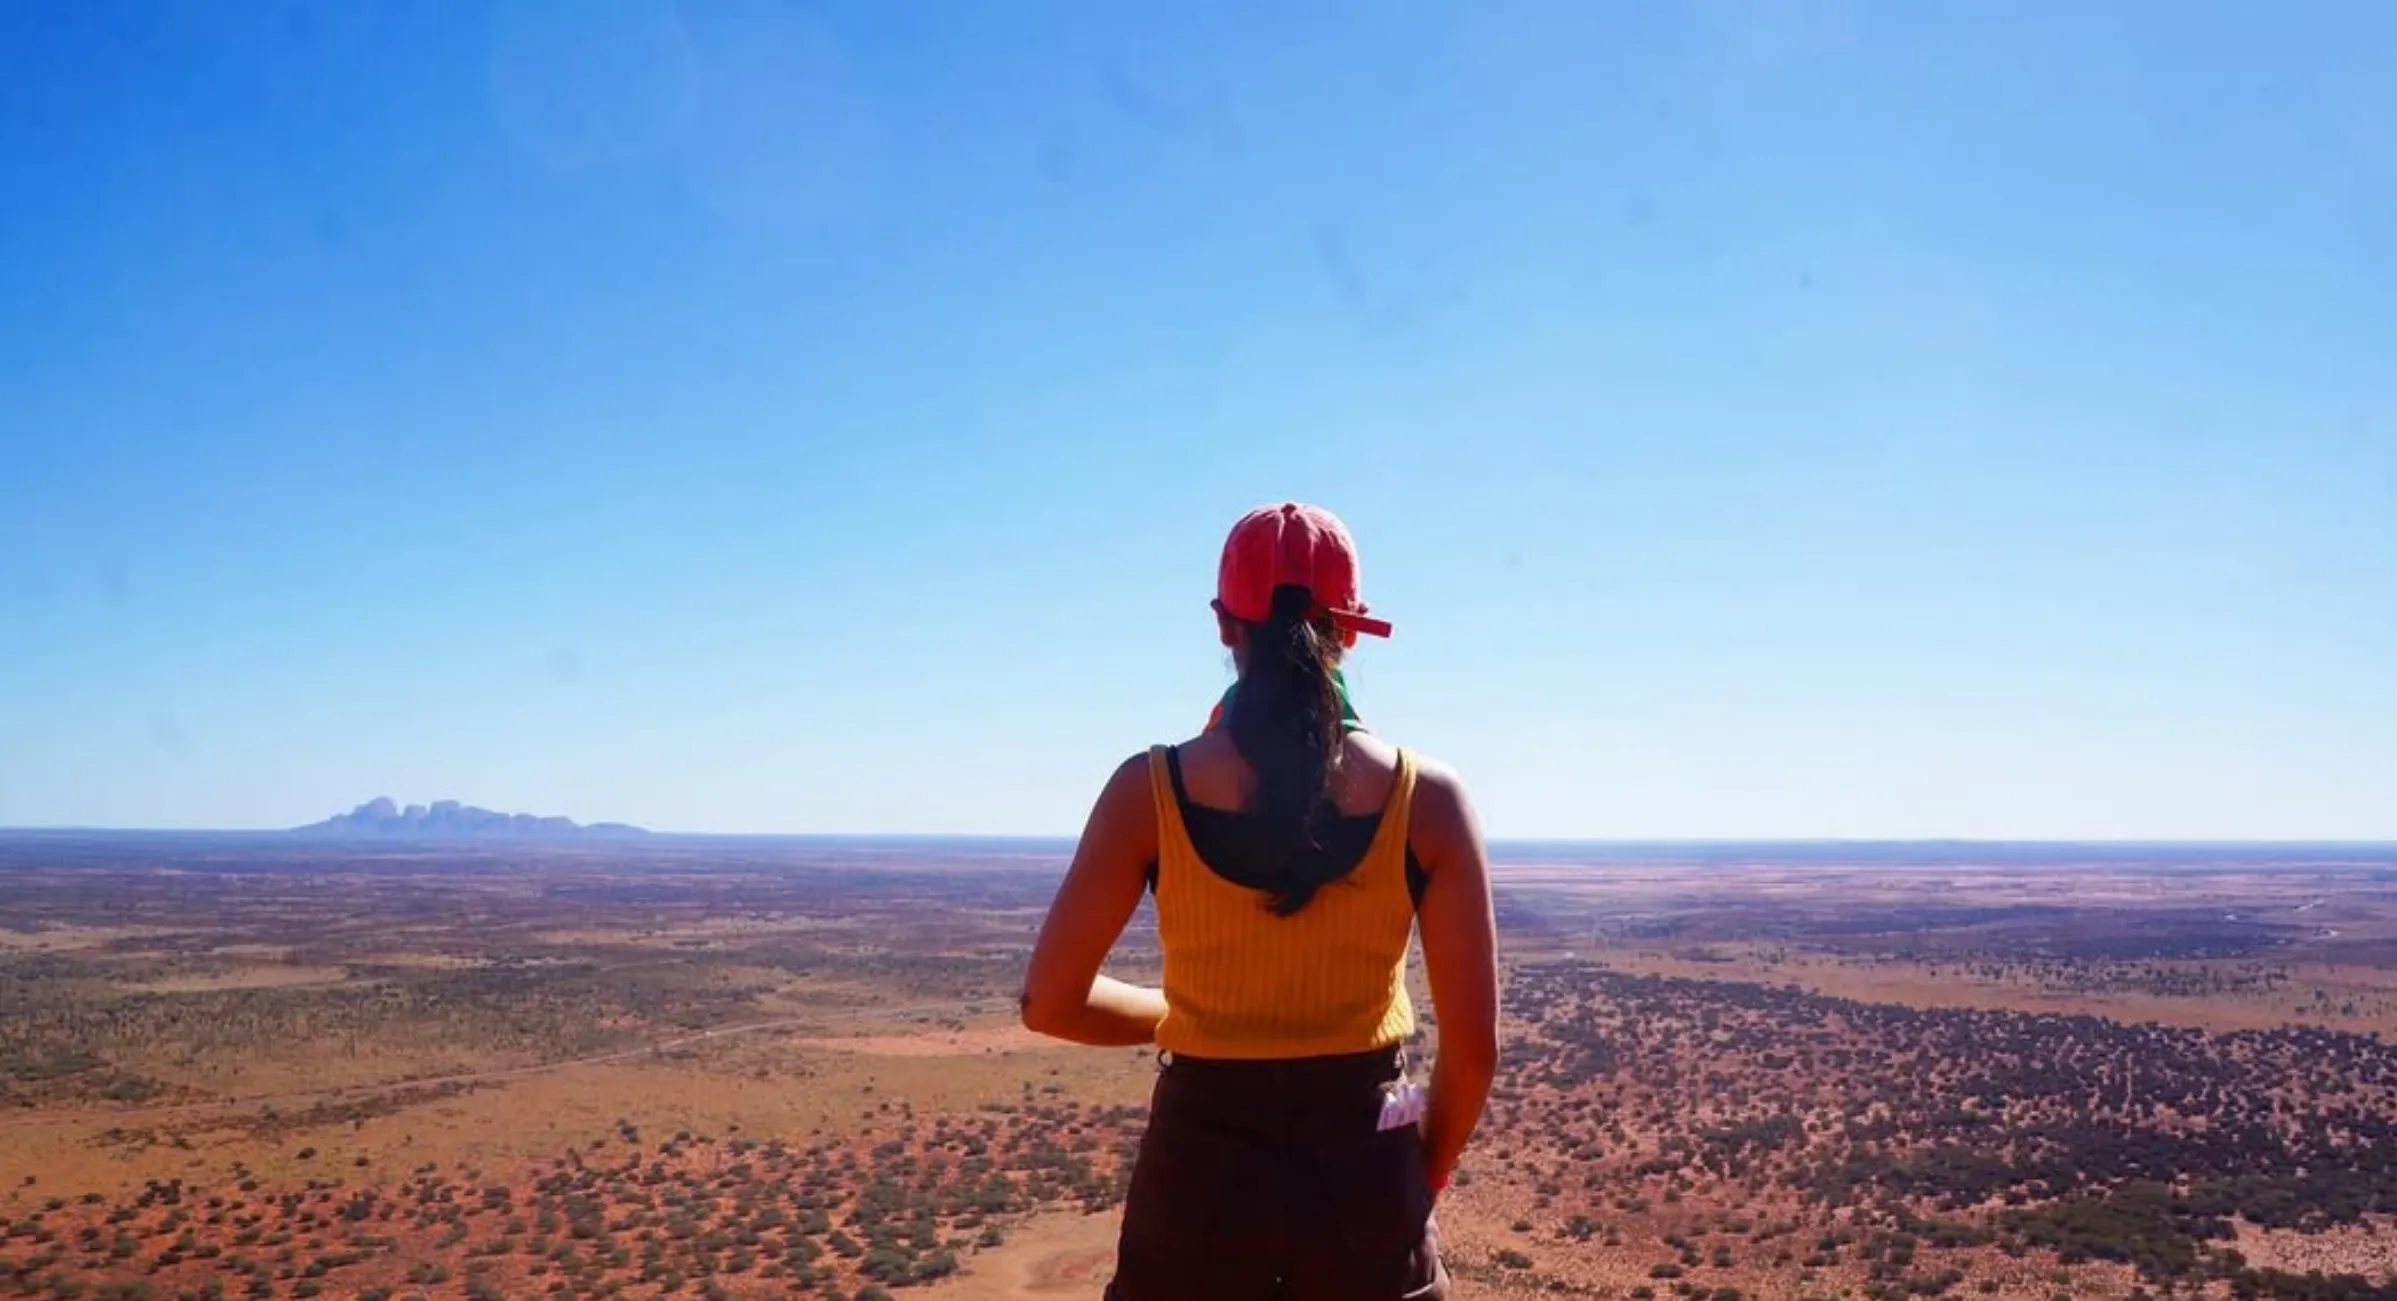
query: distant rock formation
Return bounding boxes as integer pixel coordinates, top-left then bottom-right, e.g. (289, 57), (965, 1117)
(293, 798), (647, 838)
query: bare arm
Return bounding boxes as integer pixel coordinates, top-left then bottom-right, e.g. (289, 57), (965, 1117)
(1020, 753), (1168, 1046)
(1411, 760), (1500, 1194)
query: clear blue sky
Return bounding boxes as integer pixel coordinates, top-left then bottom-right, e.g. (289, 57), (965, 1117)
(3, 0), (2393, 838)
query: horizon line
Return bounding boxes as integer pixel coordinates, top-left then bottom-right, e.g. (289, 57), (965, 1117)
(3, 826), (2396, 849)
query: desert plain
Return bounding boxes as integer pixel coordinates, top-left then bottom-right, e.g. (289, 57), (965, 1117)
(4, 834), (2397, 1301)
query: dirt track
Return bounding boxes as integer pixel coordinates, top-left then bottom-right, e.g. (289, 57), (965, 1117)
(923, 1209), (1120, 1301)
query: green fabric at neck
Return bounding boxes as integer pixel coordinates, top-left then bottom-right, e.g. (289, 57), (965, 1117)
(1209, 667), (1364, 733)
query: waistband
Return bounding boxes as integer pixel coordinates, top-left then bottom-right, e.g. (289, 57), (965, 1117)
(1159, 1044), (1405, 1084)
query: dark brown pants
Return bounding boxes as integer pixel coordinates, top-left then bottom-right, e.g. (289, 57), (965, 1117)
(1108, 1047), (1449, 1301)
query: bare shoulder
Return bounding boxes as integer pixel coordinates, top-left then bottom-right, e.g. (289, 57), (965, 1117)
(1400, 749), (1484, 862)
(1100, 749), (1156, 810)
(1063, 749), (1159, 869)
(1405, 747), (1466, 792)
(1084, 750), (1157, 838)
(1405, 748), (1472, 811)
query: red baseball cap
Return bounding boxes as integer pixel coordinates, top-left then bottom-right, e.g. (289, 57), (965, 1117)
(1216, 502), (1392, 639)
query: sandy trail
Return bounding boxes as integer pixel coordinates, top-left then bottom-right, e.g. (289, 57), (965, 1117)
(925, 1210), (1120, 1301)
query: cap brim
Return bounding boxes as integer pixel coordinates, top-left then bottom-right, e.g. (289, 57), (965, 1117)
(1328, 610), (1392, 638)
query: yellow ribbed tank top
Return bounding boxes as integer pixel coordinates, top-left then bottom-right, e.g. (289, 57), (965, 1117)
(1147, 744), (1419, 1060)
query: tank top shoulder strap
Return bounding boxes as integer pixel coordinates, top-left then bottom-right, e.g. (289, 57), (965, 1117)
(1146, 745), (1198, 864)
(1362, 746), (1418, 894)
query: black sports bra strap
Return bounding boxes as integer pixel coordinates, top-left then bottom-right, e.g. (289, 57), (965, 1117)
(1164, 744), (1193, 812)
